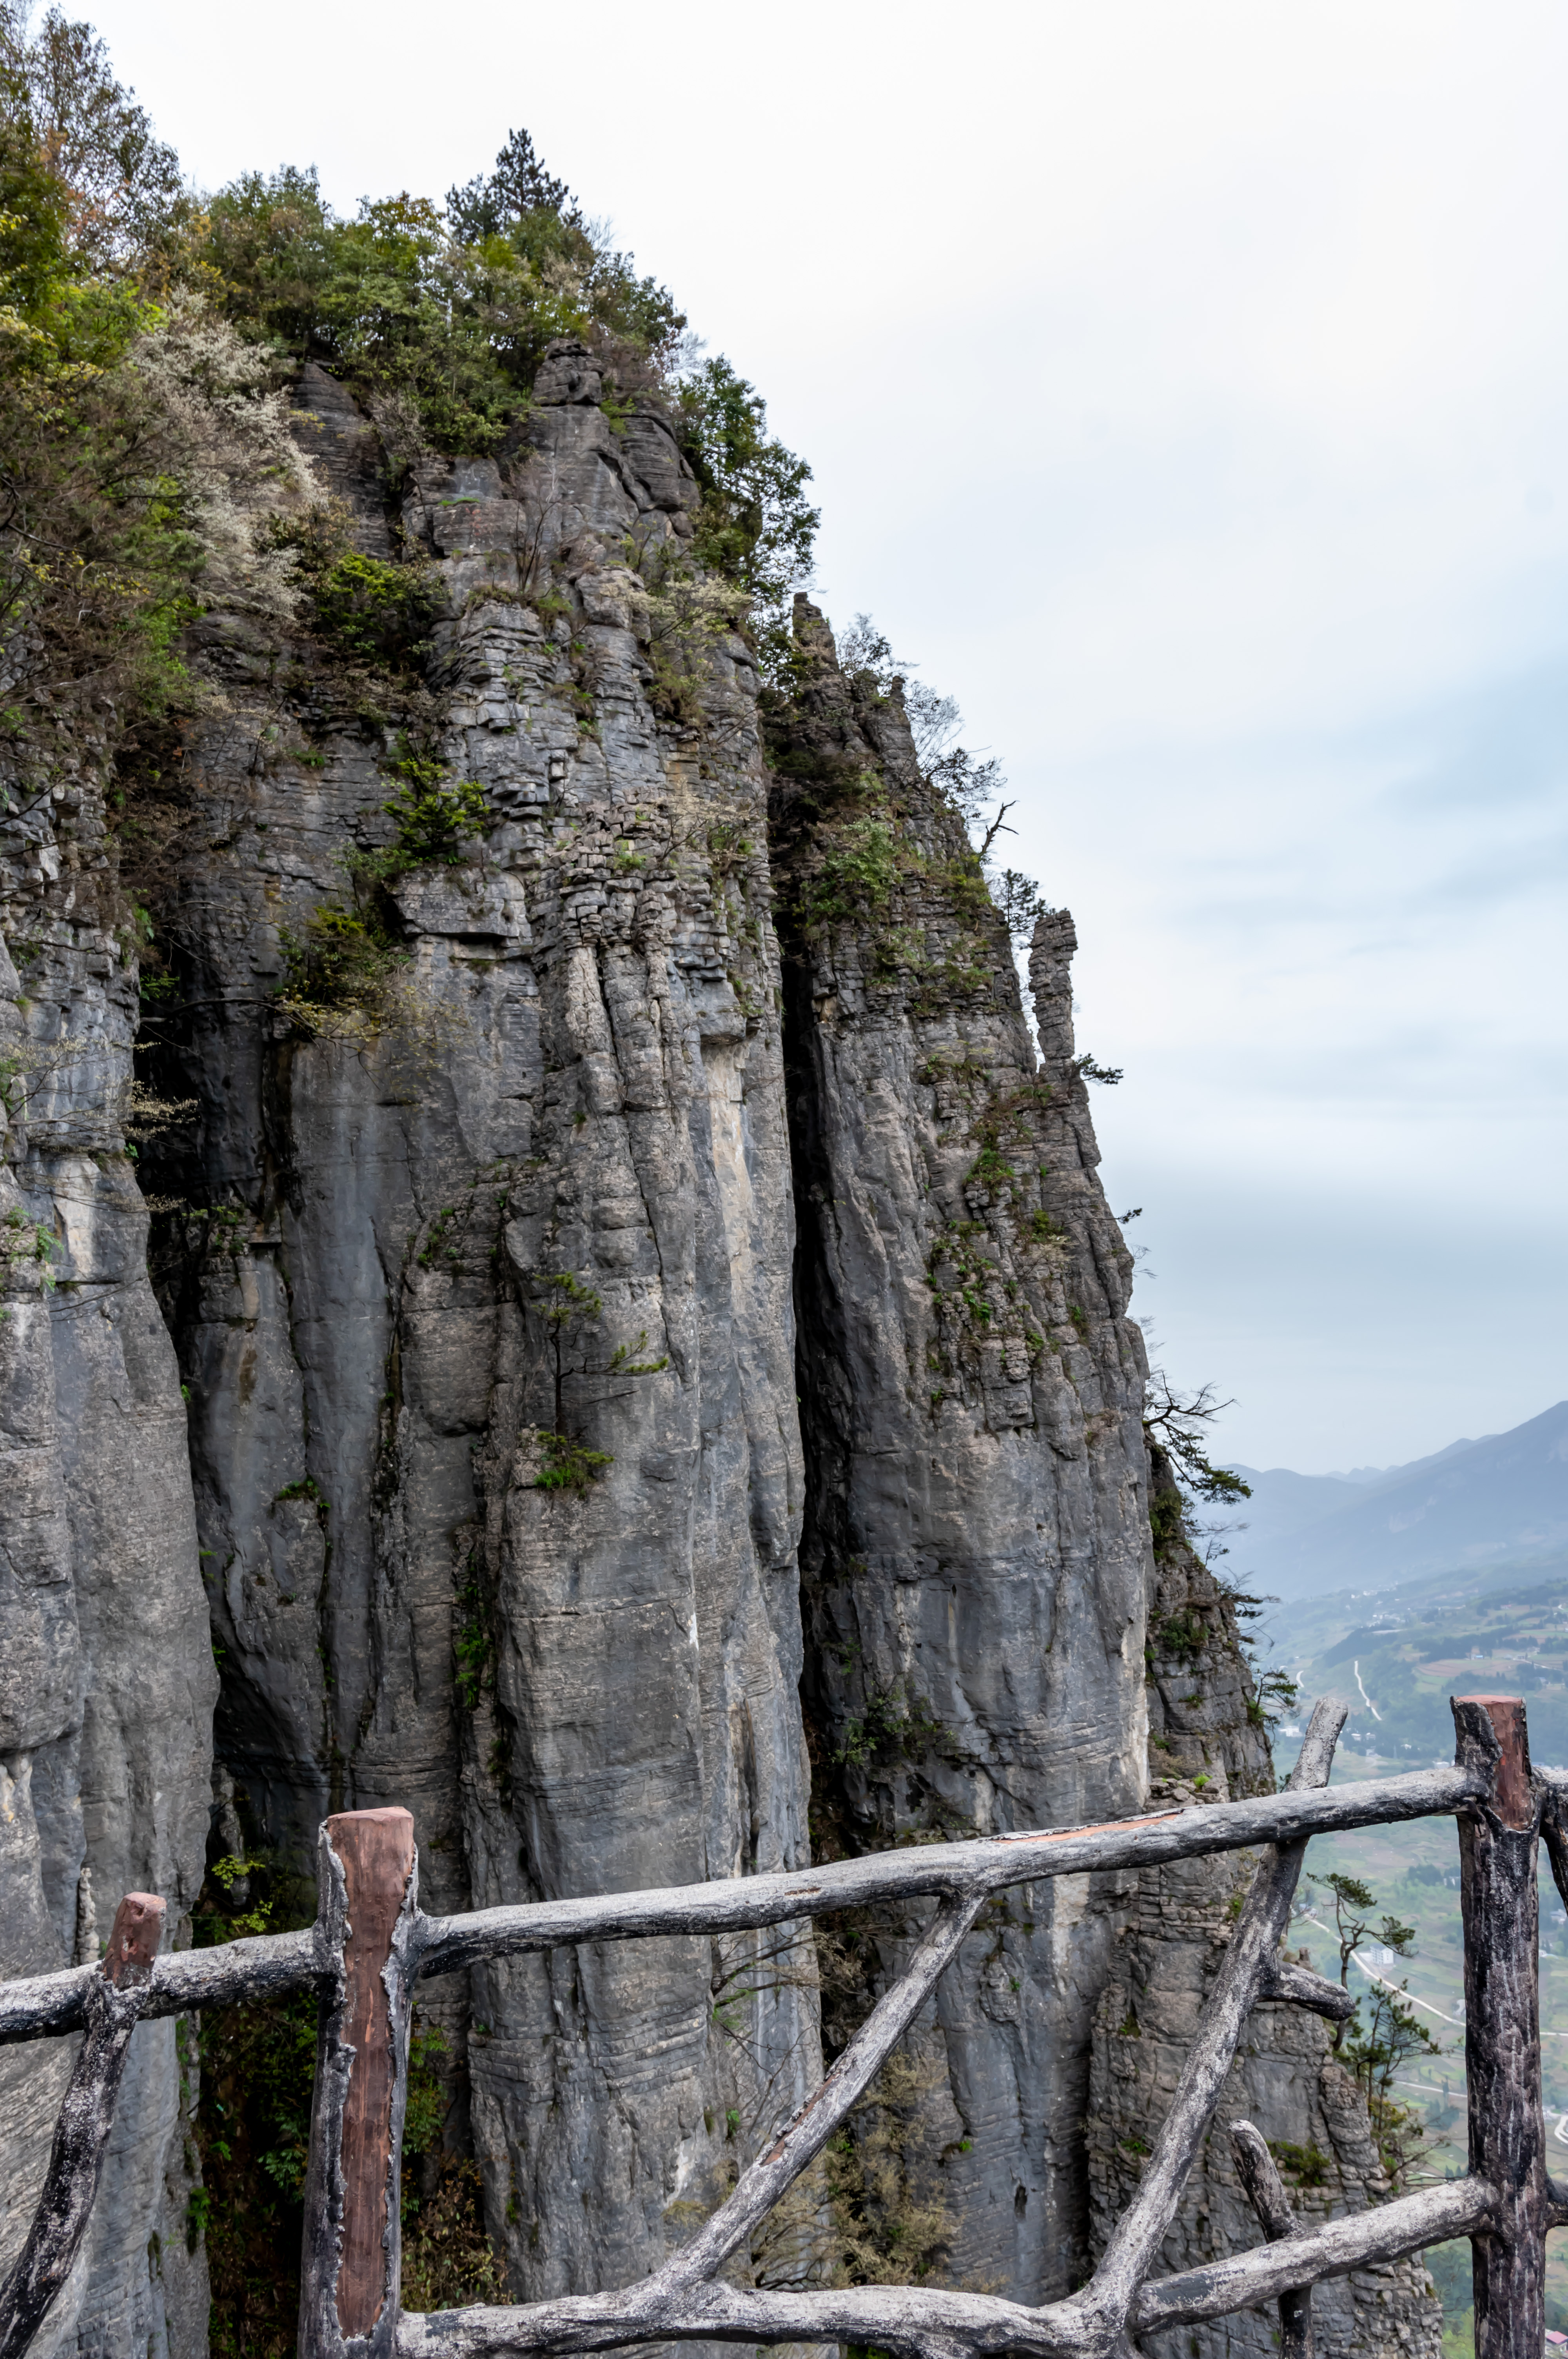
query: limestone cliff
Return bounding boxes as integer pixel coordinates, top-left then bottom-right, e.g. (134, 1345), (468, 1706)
(0, 340), (1423, 2355)
(134, 343), (817, 2304)
(767, 603), (1152, 2296)
(0, 709), (216, 2348)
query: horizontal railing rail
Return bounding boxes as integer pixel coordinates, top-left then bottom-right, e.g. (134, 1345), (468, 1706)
(1, 1692), (1561, 2359)
(0, 1757), (1492, 2047)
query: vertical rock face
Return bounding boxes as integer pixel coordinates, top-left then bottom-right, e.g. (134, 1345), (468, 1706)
(0, 340), (1439, 2358)
(767, 604), (1154, 2298)
(143, 345), (817, 2298)
(1087, 1528), (1444, 2359)
(0, 749), (215, 2349)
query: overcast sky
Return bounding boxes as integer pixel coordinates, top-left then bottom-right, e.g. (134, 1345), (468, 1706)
(85, 0), (1568, 1471)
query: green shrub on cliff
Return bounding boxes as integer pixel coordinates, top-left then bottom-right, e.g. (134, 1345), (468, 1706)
(285, 526), (438, 669)
(676, 357), (819, 676)
(191, 140), (688, 453)
(0, 44), (317, 812)
(374, 749), (490, 870)
(193, 138), (817, 671)
(192, 1848), (502, 2352)
(1, 2), (820, 811)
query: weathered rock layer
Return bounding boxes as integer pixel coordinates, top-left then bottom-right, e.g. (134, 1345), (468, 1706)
(768, 604), (1153, 2295)
(0, 345), (1424, 2358)
(0, 738), (215, 2351)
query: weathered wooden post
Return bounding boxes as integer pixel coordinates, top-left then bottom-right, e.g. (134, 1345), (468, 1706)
(1230, 2119), (1311, 2359)
(1453, 1695), (1547, 2359)
(0, 1892), (165, 2359)
(298, 1808), (418, 2359)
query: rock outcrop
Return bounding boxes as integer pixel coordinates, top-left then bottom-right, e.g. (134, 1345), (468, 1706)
(768, 606), (1153, 2297)
(138, 345), (817, 2303)
(0, 727), (216, 2349)
(0, 342), (1429, 2356)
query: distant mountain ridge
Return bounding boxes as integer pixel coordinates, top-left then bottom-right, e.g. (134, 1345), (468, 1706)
(1227, 1401), (1568, 1599)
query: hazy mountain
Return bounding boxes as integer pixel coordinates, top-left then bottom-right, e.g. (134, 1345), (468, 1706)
(1223, 1400), (1568, 1599)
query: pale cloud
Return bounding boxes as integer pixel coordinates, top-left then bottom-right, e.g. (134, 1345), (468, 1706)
(88, 0), (1568, 1467)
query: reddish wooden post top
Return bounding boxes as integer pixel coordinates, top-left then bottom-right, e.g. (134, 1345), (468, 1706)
(328, 1808), (415, 2341)
(1454, 1696), (1532, 1829)
(102, 1894), (164, 1984)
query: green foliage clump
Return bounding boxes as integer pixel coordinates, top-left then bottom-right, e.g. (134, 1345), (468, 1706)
(991, 867), (1050, 947)
(608, 1329), (669, 1375)
(676, 357), (819, 680)
(272, 1474), (325, 1508)
(531, 1269), (603, 1326)
(276, 746), (487, 1035)
(1268, 2138), (1330, 2188)
(965, 1140), (1015, 1192)
(377, 755), (489, 869)
(278, 900), (406, 1036)
(531, 1429), (613, 1493)
(833, 1684), (956, 1772)
(1147, 1488), (1185, 1562)
(402, 2020), (450, 2160)
(192, 1830), (504, 2345)
(823, 2046), (955, 2286)
(626, 559), (751, 722)
(1154, 1608), (1208, 1665)
(0, 15), (316, 814)
(401, 2158), (508, 2312)
(454, 1575), (492, 1710)
(195, 129), (687, 454)
(0, 1202), (58, 1298)
(800, 814), (902, 929)
(293, 533), (437, 670)
(1307, 1868), (1443, 2190)
(192, 1849), (318, 2356)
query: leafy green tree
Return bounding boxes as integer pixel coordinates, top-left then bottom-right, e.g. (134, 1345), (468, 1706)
(378, 757), (489, 868)
(0, 0), (180, 268)
(1310, 1870), (1381, 2005)
(446, 125), (570, 244)
(677, 356), (818, 677)
(196, 131), (687, 449)
(1305, 1870), (1442, 2190)
(0, 17), (316, 810)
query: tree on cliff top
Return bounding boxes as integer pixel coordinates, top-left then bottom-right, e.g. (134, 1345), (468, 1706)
(0, 0), (180, 265)
(677, 357), (819, 678)
(2, 0), (819, 715)
(0, 11), (317, 809)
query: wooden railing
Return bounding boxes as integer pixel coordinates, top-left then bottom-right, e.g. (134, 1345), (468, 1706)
(1, 1692), (1561, 2359)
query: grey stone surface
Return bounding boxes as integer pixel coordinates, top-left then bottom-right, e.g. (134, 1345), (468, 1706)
(0, 340), (1433, 2357)
(766, 605), (1153, 2301)
(0, 741), (217, 2353)
(143, 347), (818, 2306)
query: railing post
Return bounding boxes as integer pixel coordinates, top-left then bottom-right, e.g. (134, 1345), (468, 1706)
(1230, 2120), (1311, 2359)
(0, 1893), (165, 2359)
(1453, 1695), (1546, 2359)
(298, 1808), (418, 2359)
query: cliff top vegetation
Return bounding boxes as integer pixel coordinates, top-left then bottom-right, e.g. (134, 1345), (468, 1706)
(0, 0), (819, 794)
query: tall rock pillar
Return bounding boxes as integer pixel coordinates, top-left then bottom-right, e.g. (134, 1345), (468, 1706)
(768, 600), (1153, 2298)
